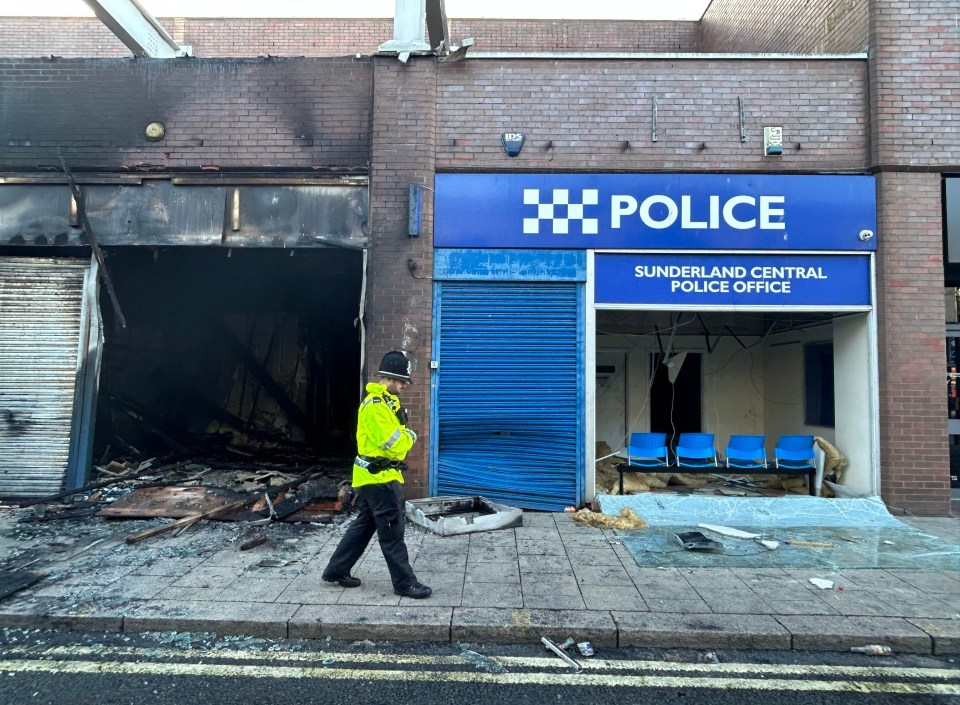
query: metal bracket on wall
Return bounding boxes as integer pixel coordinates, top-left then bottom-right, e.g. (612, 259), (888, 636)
(652, 96), (659, 143)
(738, 96), (747, 142)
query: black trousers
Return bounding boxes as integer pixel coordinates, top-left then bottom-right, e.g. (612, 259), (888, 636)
(324, 480), (416, 590)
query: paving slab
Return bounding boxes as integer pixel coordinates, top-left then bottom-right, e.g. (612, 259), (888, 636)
(573, 563), (635, 585)
(775, 615), (933, 654)
(815, 591), (904, 617)
(464, 561), (520, 583)
(124, 600), (297, 639)
(642, 597), (712, 613)
(564, 547), (624, 567)
(215, 576), (292, 603)
(521, 593), (586, 610)
(520, 573), (582, 597)
(451, 607), (617, 647)
(580, 585), (647, 612)
(461, 581), (523, 608)
(614, 612), (791, 650)
(907, 618), (960, 655)
(467, 545), (519, 562)
(336, 581), (400, 606)
(696, 589), (776, 615)
(889, 571), (960, 594)
(290, 604), (452, 641)
(769, 598), (841, 616)
(516, 539), (566, 555)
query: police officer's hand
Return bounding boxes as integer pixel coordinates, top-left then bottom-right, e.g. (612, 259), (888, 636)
(396, 407), (409, 426)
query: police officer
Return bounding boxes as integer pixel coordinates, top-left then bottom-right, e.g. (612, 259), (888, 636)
(322, 351), (432, 599)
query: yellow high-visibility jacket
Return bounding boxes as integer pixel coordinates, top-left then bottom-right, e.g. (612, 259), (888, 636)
(351, 382), (417, 487)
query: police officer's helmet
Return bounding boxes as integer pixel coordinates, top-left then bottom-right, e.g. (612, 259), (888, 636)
(378, 351), (411, 383)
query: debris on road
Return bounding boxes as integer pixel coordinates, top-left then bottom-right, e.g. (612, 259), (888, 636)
(405, 495), (522, 536)
(541, 636), (581, 670)
(457, 646), (507, 674)
(850, 644), (893, 656)
(788, 540), (835, 548)
(675, 530), (723, 551)
(240, 535), (269, 551)
(698, 524), (760, 539)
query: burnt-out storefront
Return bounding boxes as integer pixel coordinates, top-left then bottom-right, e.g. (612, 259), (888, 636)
(0, 55), (375, 498)
(94, 246), (363, 462)
(0, 177), (368, 497)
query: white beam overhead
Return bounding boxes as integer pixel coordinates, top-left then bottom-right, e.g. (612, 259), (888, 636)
(82, 0), (191, 57)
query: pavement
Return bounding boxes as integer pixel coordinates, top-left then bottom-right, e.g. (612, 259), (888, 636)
(0, 504), (958, 655)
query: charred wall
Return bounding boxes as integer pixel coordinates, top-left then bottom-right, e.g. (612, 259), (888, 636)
(0, 57), (372, 172)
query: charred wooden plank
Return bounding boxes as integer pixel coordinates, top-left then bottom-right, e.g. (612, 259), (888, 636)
(18, 460), (184, 508)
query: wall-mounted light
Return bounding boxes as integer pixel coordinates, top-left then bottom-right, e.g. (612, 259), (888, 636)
(145, 122), (165, 141)
(501, 132), (525, 157)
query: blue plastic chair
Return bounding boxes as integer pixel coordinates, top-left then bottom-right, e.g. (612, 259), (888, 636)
(674, 432), (719, 469)
(618, 432), (670, 494)
(774, 435), (817, 495)
(725, 434), (767, 469)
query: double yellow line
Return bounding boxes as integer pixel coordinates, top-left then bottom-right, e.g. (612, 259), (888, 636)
(1, 645), (957, 696)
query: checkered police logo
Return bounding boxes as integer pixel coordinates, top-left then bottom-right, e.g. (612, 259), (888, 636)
(523, 189), (599, 235)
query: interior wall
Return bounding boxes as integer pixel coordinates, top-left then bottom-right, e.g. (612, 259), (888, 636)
(763, 327), (837, 450)
(597, 332), (765, 454)
(703, 337), (765, 452)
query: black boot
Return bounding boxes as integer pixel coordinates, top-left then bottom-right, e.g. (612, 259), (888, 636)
(394, 580), (432, 599)
(323, 573), (362, 588)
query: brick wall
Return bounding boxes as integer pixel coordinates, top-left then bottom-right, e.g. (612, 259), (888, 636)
(451, 19), (699, 53)
(367, 57), (437, 498)
(0, 58), (371, 171)
(875, 172), (950, 515)
(0, 17), (700, 58)
(436, 59), (869, 172)
(869, 1), (960, 167)
(700, 0), (868, 53)
(0, 18), (132, 58)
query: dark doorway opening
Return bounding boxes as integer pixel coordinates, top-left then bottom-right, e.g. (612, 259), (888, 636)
(93, 247), (362, 466)
(649, 352), (702, 450)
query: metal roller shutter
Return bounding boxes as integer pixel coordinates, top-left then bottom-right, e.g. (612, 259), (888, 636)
(0, 257), (93, 497)
(434, 281), (582, 511)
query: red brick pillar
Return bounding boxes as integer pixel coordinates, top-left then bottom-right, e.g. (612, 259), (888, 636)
(368, 57), (437, 499)
(869, 0), (955, 515)
(874, 173), (950, 515)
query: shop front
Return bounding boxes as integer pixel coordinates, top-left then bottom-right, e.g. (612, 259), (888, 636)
(0, 179), (368, 498)
(433, 173), (878, 510)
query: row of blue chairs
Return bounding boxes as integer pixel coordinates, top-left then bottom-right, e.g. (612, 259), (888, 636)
(618, 432), (817, 496)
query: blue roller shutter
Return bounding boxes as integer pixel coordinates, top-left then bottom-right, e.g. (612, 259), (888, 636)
(434, 281), (582, 511)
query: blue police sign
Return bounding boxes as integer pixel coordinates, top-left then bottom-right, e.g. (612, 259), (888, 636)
(594, 253), (872, 306)
(434, 173), (876, 251)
